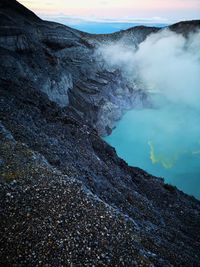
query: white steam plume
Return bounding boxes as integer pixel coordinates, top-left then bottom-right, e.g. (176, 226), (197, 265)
(98, 29), (200, 108)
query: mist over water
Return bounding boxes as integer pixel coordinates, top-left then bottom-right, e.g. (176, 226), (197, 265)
(102, 29), (200, 199)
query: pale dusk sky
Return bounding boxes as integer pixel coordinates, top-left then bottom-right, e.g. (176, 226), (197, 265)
(18, 0), (200, 23)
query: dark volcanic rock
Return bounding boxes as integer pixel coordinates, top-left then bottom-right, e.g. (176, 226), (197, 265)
(0, 0), (157, 135)
(1, 81), (200, 267)
(0, 1), (200, 266)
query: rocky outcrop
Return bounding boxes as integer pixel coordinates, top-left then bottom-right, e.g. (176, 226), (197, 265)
(1, 1), (199, 135)
(1, 76), (200, 267)
(0, 0), (161, 136)
(0, 1), (200, 266)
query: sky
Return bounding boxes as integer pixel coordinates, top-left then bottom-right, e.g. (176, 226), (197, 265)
(19, 0), (200, 24)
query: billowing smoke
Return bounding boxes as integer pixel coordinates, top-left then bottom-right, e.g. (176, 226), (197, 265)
(102, 29), (200, 198)
(98, 29), (200, 107)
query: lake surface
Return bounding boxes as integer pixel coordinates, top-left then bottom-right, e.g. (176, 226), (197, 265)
(104, 95), (200, 199)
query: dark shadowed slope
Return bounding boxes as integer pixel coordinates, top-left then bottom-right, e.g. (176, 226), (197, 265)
(0, 1), (200, 266)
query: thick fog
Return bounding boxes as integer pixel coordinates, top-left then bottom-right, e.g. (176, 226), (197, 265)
(102, 29), (200, 198)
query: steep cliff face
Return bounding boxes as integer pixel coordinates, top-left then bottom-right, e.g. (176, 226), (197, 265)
(1, 1), (199, 135)
(0, 0), (161, 135)
(0, 1), (200, 266)
(1, 76), (200, 267)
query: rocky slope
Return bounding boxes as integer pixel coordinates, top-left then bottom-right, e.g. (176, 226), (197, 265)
(0, 0), (200, 266)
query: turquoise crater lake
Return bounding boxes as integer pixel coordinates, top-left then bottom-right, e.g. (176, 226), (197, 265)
(104, 95), (200, 199)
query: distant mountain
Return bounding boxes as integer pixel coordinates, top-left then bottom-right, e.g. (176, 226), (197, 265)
(0, 1), (200, 266)
(43, 17), (169, 34)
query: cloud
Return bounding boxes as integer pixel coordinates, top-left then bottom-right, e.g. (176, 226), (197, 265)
(40, 14), (172, 25)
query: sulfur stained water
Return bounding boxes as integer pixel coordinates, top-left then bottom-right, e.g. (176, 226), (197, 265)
(104, 94), (200, 199)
